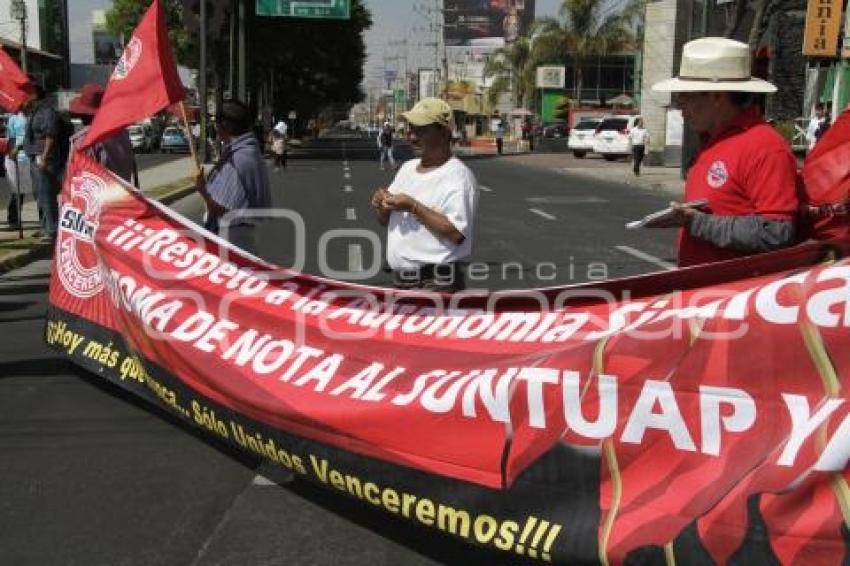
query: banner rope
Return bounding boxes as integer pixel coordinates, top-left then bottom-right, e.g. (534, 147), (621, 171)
(796, 271), (850, 528)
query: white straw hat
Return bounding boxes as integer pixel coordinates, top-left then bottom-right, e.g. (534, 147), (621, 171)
(652, 37), (776, 93)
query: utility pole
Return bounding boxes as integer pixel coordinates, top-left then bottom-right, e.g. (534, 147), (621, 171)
(10, 0), (27, 73)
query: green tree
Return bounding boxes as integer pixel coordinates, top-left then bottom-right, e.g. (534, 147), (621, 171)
(533, 0), (642, 105)
(105, 0), (193, 66)
(483, 34), (534, 109)
(249, 0), (372, 124)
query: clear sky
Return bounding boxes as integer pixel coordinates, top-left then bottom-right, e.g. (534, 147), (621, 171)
(68, 1), (562, 72)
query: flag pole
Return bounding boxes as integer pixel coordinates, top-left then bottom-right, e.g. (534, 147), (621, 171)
(179, 100), (202, 176)
(14, 160), (23, 240)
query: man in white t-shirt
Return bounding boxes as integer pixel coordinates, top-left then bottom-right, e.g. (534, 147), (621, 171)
(627, 118), (649, 176)
(370, 97), (478, 292)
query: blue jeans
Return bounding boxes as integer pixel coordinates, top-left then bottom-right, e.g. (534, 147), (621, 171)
(29, 160), (60, 237)
(379, 146), (395, 168)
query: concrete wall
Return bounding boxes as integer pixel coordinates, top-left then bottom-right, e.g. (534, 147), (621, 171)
(640, 0), (690, 166)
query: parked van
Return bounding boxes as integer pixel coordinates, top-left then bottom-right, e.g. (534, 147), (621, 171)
(593, 114), (642, 160)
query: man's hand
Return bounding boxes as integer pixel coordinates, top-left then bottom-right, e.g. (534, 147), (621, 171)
(382, 193), (416, 213)
(195, 169), (208, 195)
(370, 187), (391, 210)
(37, 155), (49, 171)
(653, 201), (699, 228)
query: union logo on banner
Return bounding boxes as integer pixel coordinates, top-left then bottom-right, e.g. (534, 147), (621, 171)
(112, 36), (143, 80)
(57, 170), (106, 298)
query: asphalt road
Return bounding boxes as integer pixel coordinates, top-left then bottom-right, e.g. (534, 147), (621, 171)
(0, 139), (677, 565)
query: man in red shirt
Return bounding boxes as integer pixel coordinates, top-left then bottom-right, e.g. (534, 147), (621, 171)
(652, 37), (799, 267)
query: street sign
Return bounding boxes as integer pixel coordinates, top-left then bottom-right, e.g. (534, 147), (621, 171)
(256, 0), (351, 19)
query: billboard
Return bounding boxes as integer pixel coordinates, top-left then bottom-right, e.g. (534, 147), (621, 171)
(418, 68), (438, 100)
(536, 66), (565, 89)
(444, 0), (535, 47)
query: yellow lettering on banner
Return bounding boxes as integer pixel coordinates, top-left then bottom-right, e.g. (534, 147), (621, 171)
(329, 470), (346, 491)
(191, 401), (229, 439)
(382, 488), (400, 513)
(416, 498), (436, 525)
(295, 453), (565, 560)
(363, 482), (381, 506)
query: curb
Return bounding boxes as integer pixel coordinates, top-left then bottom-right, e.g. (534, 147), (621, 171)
(0, 240), (55, 275)
(0, 182), (195, 276)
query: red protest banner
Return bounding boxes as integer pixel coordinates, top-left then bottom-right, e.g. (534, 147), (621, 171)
(79, 0), (184, 149)
(46, 150), (850, 564)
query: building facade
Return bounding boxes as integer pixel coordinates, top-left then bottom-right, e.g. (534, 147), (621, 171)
(0, 0), (70, 89)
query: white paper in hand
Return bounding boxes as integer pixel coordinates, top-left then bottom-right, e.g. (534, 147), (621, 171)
(626, 199), (709, 229)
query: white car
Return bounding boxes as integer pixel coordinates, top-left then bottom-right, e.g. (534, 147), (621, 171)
(567, 118), (601, 158)
(593, 115), (642, 161)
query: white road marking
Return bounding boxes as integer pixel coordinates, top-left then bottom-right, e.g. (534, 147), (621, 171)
(344, 185), (353, 192)
(348, 243), (364, 272)
(529, 208), (557, 221)
(527, 196), (607, 204)
(615, 245), (676, 271)
(344, 172), (351, 179)
(479, 185), (493, 193)
(345, 207), (357, 221)
(252, 475), (276, 486)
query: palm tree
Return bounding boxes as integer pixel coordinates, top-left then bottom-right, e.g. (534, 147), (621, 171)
(533, 0), (642, 105)
(483, 34), (535, 109)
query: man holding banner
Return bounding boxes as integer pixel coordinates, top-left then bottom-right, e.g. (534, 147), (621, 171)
(195, 100), (271, 253)
(652, 37), (799, 267)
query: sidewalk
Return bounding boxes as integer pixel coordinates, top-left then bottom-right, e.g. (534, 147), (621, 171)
(0, 156), (197, 274)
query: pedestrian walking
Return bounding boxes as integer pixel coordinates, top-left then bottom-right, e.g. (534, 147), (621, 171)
(494, 120), (505, 154)
(3, 109), (31, 230)
(651, 37), (799, 267)
(270, 120), (288, 171)
(378, 121), (395, 170)
(194, 100), (271, 255)
(628, 118), (649, 176)
(806, 103), (826, 152)
(23, 84), (64, 242)
(370, 98), (478, 292)
(69, 83), (137, 184)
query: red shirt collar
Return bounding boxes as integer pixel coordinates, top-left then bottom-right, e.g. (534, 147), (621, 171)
(701, 106), (764, 147)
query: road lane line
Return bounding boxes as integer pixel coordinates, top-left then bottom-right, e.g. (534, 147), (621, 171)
(529, 208), (556, 221)
(615, 245), (675, 271)
(344, 185), (352, 192)
(479, 185), (492, 192)
(345, 207), (357, 221)
(348, 243), (364, 272)
(344, 172), (351, 179)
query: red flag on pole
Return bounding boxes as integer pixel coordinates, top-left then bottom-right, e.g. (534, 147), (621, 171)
(0, 47), (31, 87)
(79, 0), (185, 149)
(0, 47), (33, 112)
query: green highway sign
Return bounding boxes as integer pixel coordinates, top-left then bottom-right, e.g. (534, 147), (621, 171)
(256, 0), (351, 19)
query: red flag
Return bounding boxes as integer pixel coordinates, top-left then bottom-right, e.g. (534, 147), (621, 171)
(0, 47), (33, 112)
(80, 0), (185, 149)
(0, 47), (31, 87)
(0, 79), (33, 113)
